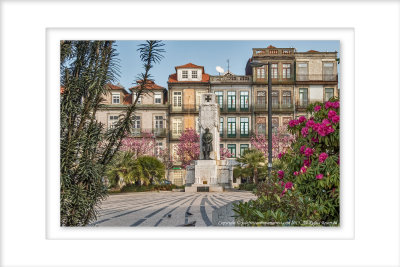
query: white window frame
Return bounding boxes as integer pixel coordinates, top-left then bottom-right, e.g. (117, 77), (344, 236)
(154, 92), (162, 104)
(173, 91), (182, 108)
(191, 70), (198, 79)
(108, 114), (119, 129)
(182, 70), (188, 79)
(112, 93), (120, 104)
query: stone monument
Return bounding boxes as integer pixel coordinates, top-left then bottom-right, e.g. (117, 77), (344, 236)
(185, 93), (235, 192)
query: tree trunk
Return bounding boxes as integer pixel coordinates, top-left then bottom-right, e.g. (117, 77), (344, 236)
(254, 167), (258, 184)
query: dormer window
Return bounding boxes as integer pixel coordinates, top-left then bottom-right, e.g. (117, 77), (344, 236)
(154, 92), (162, 104)
(112, 93), (120, 104)
(182, 70), (188, 79)
(133, 93), (142, 104)
(191, 70), (198, 79)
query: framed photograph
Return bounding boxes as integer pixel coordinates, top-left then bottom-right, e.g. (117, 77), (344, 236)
(1, 1), (399, 267)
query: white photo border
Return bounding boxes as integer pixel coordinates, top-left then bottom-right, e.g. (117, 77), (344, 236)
(1, 1), (399, 267)
(47, 27), (354, 240)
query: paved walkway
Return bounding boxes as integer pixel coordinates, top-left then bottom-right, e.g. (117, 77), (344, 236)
(90, 191), (256, 227)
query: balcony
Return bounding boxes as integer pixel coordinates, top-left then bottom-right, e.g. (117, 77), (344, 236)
(169, 104), (198, 113)
(255, 74), (295, 84)
(219, 103), (252, 113)
(220, 129), (253, 139)
(297, 101), (309, 109)
(296, 74), (338, 83)
(254, 102), (293, 112)
(131, 128), (167, 138)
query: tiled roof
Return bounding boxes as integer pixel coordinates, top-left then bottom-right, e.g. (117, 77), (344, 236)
(106, 83), (125, 90)
(123, 94), (132, 104)
(168, 73), (210, 83)
(175, 62), (204, 71)
(307, 50), (319, 53)
(129, 80), (165, 91)
(267, 45), (277, 49)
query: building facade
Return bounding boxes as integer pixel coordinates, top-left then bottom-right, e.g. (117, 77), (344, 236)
(167, 63), (210, 185)
(93, 45), (338, 186)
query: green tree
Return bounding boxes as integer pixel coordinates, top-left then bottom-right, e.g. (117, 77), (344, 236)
(60, 40), (165, 226)
(235, 149), (266, 184)
(105, 151), (138, 188)
(135, 156), (166, 185)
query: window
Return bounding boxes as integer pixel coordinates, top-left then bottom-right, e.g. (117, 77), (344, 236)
(108, 115), (119, 129)
(196, 91), (206, 109)
(299, 88), (308, 107)
(112, 93), (120, 104)
(191, 70), (198, 79)
(323, 62), (334, 81)
(240, 144), (249, 156)
(271, 64), (278, 79)
(182, 70), (188, 79)
(227, 144), (236, 158)
(256, 67), (265, 79)
(297, 62), (308, 81)
(155, 141), (163, 157)
(172, 118), (183, 136)
(154, 92), (162, 104)
(257, 91), (266, 109)
(257, 122), (266, 135)
(132, 115), (141, 135)
(227, 117), (236, 137)
(227, 91), (236, 110)
(155, 115), (163, 128)
(282, 63), (291, 79)
(282, 91), (292, 108)
(240, 117), (249, 137)
(173, 91), (182, 108)
(325, 88), (334, 102)
(272, 117), (279, 132)
(272, 91), (279, 108)
(215, 91), (223, 110)
(220, 117), (224, 137)
(133, 93), (142, 104)
(240, 91), (249, 110)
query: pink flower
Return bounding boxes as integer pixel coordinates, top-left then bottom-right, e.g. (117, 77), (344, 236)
(316, 174), (324, 180)
(285, 181), (293, 189)
(293, 171), (299, 176)
(304, 147), (314, 157)
(289, 119), (299, 127)
(331, 115), (340, 124)
(278, 152), (284, 159)
(314, 105), (321, 112)
(300, 166), (307, 174)
(301, 127), (309, 137)
(279, 181), (285, 187)
(299, 116), (306, 123)
(328, 110), (337, 120)
(332, 101), (340, 109)
(303, 159), (311, 167)
(319, 152), (328, 163)
(278, 170), (285, 179)
(280, 190), (286, 197)
(300, 145), (306, 154)
(322, 119), (331, 125)
(325, 102), (332, 109)
(306, 119), (315, 128)
(313, 123), (320, 132)
(312, 137), (319, 143)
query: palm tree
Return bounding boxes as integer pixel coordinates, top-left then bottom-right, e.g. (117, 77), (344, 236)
(136, 156), (165, 185)
(236, 149), (265, 184)
(106, 152), (138, 188)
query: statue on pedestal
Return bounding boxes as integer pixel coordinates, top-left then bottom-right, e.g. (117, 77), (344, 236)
(202, 128), (213, 160)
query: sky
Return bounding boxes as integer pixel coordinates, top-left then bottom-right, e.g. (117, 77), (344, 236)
(114, 40), (340, 91)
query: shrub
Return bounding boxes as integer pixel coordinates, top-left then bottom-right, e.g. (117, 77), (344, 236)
(234, 98), (340, 226)
(238, 183), (257, 192)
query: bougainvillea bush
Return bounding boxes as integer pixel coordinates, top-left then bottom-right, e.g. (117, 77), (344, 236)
(234, 98), (340, 226)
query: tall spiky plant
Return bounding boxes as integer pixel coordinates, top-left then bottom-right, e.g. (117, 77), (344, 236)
(60, 40), (164, 226)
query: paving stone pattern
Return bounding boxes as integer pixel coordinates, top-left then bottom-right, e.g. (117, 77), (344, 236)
(90, 191), (256, 227)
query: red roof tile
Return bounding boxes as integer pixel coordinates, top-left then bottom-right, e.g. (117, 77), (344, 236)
(267, 45), (277, 49)
(168, 73), (210, 83)
(129, 80), (165, 91)
(174, 62), (205, 72)
(307, 50), (319, 53)
(106, 83), (124, 90)
(123, 94), (132, 104)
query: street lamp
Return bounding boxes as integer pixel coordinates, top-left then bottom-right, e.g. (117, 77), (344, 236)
(250, 61), (272, 178)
